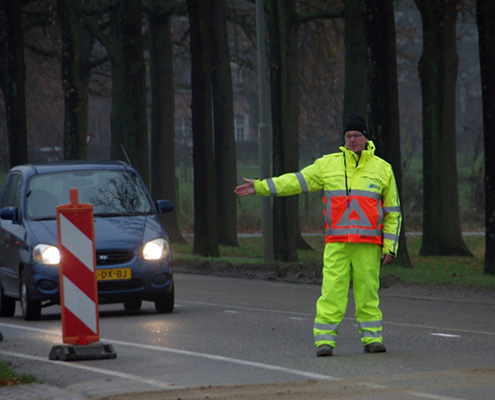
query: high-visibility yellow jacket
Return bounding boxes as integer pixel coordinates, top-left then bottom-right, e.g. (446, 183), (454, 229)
(253, 141), (402, 256)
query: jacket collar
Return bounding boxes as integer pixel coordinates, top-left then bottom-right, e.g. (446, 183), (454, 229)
(339, 140), (376, 163)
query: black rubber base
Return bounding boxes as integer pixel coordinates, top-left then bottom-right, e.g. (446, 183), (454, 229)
(49, 343), (117, 361)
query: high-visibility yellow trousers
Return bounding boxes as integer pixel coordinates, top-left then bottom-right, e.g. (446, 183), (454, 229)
(314, 241), (383, 348)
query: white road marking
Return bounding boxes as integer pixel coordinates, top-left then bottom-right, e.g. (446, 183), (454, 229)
(176, 300), (495, 336)
(407, 392), (466, 400)
(0, 322), (468, 400)
(0, 350), (176, 390)
(106, 339), (333, 380)
(178, 299), (312, 316)
(363, 381), (462, 400)
(430, 333), (461, 338)
(0, 322), (332, 381)
(0, 322), (61, 336)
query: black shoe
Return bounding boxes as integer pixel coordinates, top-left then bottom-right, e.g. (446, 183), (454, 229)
(316, 344), (333, 357)
(364, 342), (386, 353)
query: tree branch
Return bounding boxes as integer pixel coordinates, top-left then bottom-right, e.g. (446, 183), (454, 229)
(296, 7), (345, 24)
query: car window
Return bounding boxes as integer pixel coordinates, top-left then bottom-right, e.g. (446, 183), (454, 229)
(26, 170), (153, 220)
(1, 173), (24, 210)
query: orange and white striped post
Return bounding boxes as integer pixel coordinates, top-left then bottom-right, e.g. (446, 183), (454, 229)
(57, 188), (99, 345)
(49, 188), (116, 360)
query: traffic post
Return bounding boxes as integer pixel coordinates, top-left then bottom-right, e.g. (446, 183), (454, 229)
(49, 188), (116, 361)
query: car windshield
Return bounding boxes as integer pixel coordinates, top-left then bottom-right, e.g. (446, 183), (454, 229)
(26, 169), (153, 220)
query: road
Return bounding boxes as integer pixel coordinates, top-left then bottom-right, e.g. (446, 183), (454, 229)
(0, 273), (494, 399)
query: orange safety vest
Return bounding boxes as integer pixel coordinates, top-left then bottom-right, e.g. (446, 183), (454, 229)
(323, 189), (383, 245)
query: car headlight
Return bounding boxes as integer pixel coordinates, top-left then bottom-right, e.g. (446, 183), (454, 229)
(143, 238), (170, 260)
(33, 244), (61, 265)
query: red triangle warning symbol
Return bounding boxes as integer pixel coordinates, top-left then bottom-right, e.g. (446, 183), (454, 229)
(348, 209), (360, 220)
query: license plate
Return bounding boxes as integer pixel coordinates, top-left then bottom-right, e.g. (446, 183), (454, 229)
(97, 268), (131, 281)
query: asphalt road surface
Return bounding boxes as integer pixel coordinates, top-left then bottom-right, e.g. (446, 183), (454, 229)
(0, 273), (494, 400)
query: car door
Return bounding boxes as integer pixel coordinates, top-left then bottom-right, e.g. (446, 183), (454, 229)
(0, 172), (26, 295)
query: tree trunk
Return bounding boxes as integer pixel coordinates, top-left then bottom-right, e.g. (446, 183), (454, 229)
(57, 0), (87, 160)
(343, 0), (367, 122)
(267, 0), (312, 262)
(4, 0), (28, 167)
(78, 22), (94, 159)
(109, 0), (149, 185)
(148, 6), (187, 244)
(414, 0), (472, 256)
(107, 12), (127, 161)
(187, 0), (220, 257)
(210, 0), (239, 247)
(363, 0), (412, 267)
(477, 0), (495, 274)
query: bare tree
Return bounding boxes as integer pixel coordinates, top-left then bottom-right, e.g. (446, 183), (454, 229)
(211, 0), (238, 247)
(414, 0), (472, 256)
(477, 0), (495, 274)
(343, 0), (367, 120)
(187, 0), (220, 257)
(265, 0), (304, 261)
(87, 0), (149, 184)
(363, 0), (411, 267)
(2, 0), (28, 167)
(146, 1), (187, 244)
(57, 0), (87, 160)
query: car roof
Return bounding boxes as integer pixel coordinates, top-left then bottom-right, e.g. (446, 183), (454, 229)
(9, 161), (135, 176)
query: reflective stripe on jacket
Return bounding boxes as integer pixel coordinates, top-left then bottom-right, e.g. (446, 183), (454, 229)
(253, 141), (402, 255)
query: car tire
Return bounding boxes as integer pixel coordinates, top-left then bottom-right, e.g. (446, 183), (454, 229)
(154, 283), (174, 314)
(0, 283), (16, 317)
(20, 270), (41, 321)
(123, 299), (142, 311)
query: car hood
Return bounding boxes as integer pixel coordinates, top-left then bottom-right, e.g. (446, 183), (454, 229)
(28, 215), (165, 251)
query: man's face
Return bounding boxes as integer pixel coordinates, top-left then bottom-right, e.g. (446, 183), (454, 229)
(344, 130), (368, 155)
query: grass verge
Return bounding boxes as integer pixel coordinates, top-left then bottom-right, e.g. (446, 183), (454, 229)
(171, 233), (495, 289)
(0, 360), (37, 386)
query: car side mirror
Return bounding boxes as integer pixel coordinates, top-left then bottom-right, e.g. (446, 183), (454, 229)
(0, 207), (20, 223)
(156, 200), (174, 214)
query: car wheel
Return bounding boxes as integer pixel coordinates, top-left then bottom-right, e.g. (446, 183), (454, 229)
(154, 283), (174, 314)
(0, 283), (16, 317)
(20, 270), (41, 321)
(123, 299), (142, 311)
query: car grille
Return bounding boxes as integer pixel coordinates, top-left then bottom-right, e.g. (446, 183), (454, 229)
(98, 279), (143, 292)
(95, 250), (134, 266)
